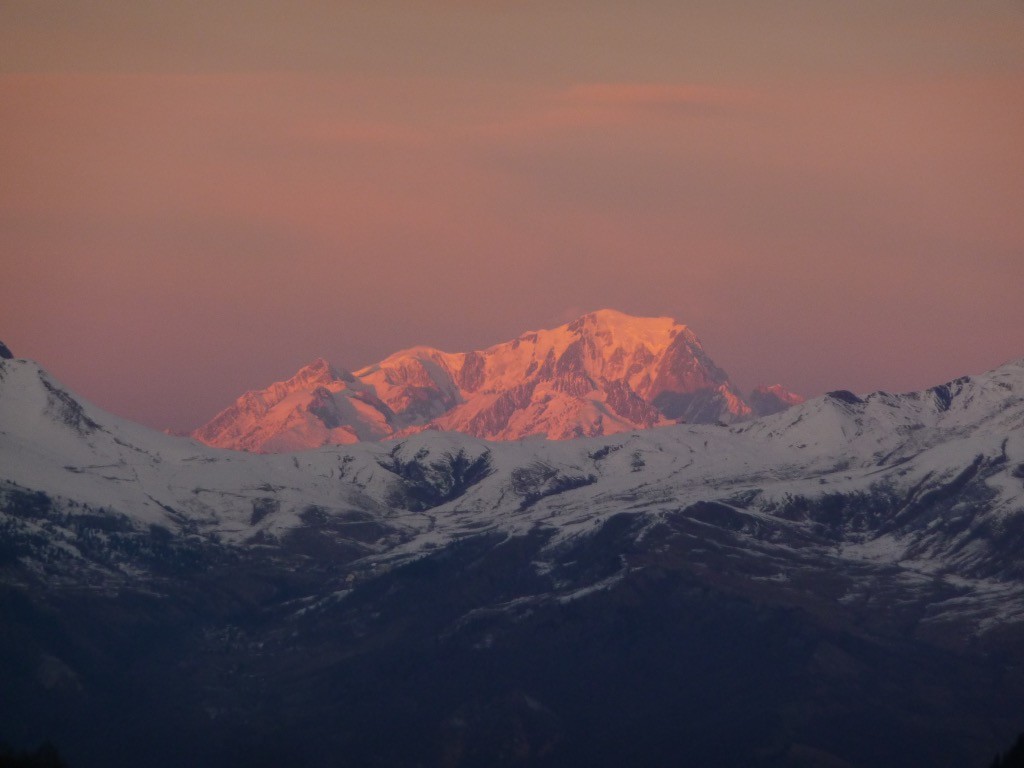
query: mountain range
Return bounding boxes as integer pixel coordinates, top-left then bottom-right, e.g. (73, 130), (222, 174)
(2, 341), (1024, 767)
(192, 309), (802, 452)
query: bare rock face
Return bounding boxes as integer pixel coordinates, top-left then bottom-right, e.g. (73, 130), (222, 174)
(0, 340), (12, 360)
(307, 386), (345, 429)
(192, 310), (801, 451)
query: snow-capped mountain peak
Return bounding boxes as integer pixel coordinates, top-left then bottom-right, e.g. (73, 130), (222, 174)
(292, 356), (352, 385)
(192, 310), (800, 452)
(191, 356), (391, 452)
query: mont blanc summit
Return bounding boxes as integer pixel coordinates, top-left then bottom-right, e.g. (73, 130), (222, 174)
(193, 309), (802, 451)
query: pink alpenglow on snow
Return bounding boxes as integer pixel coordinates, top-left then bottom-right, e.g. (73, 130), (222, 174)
(192, 310), (801, 452)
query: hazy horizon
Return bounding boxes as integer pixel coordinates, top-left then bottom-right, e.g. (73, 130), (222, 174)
(3, 1), (1023, 431)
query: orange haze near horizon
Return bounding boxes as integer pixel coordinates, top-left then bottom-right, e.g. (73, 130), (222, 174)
(2, 1), (1023, 432)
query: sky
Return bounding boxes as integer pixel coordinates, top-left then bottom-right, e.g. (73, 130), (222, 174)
(2, 1), (1023, 432)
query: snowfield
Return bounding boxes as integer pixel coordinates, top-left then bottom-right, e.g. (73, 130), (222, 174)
(3, 354), (1023, 623)
(3, 353), (1024, 768)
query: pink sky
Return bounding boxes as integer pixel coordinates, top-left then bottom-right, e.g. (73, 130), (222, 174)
(2, 1), (1023, 431)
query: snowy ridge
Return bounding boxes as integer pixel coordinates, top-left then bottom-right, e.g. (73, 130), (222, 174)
(3, 353), (1024, 767)
(191, 357), (394, 451)
(191, 309), (802, 452)
(3, 353), (1024, 636)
